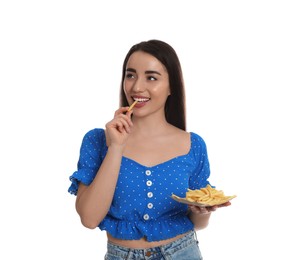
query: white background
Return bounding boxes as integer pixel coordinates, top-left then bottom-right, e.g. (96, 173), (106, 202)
(1, 1), (293, 259)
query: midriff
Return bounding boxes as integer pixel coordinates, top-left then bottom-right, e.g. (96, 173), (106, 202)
(107, 231), (190, 249)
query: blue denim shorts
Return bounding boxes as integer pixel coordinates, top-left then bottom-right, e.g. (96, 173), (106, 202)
(104, 230), (203, 260)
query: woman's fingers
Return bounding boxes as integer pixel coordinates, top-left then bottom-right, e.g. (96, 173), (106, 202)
(107, 116), (132, 133)
(118, 113), (133, 133)
(188, 201), (232, 215)
(189, 205), (217, 214)
(118, 119), (131, 133)
(105, 104), (137, 148)
(114, 107), (129, 116)
(217, 201), (231, 208)
(105, 108), (134, 147)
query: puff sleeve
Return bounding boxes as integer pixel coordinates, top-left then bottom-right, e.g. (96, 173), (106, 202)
(68, 128), (107, 195)
(189, 132), (214, 190)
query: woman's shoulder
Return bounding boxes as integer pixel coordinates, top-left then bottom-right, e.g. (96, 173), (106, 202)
(189, 131), (204, 140)
(168, 126), (206, 146)
(84, 127), (105, 136)
(189, 131), (207, 147)
(82, 128), (106, 143)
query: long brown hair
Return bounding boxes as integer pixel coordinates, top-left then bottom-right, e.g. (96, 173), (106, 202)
(119, 40), (186, 131)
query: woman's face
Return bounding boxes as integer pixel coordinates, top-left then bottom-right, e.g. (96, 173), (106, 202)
(123, 51), (170, 117)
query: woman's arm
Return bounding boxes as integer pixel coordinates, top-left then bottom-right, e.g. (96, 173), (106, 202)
(188, 202), (231, 230)
(75, 107), (134, 229)
(188, 211), (212, 231)
(75, 145), (124, 229)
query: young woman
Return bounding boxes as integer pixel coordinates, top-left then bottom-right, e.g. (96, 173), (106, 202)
(68, 39), (230, 259)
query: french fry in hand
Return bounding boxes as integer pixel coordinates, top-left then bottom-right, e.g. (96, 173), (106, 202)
(127, 100), (138, 112)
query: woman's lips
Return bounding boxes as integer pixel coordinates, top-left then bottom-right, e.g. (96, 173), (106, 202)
(131, 97), (150, 109)
(134, 101), (148, 108)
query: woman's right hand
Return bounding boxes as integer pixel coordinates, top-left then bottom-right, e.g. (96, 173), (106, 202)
(105, 107), (134, 148)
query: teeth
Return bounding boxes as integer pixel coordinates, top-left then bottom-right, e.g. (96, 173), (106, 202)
(133, 97), (150, 102)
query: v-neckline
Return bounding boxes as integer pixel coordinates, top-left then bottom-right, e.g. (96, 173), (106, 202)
(102, 130), (192, 168)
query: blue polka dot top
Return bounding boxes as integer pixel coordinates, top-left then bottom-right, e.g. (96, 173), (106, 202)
(68, 128), (212, 242)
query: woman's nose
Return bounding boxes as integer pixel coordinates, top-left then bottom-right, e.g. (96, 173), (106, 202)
(132, 78), (145, 92)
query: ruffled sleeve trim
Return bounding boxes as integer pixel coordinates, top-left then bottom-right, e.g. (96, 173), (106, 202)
(68, 168), (97, 195)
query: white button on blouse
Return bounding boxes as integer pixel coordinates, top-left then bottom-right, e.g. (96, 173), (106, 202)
(145, 170), (151, 176)
(147, 192), (153, 198)
(147, 203), (153, 209)
(143, 214), (150, 220)
(146, 180), (152, 186)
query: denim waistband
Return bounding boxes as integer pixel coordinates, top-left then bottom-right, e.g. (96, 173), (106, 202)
(105, 230), (201, 260)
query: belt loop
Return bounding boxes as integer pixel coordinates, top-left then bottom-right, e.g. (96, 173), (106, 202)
(125, 248), (132, 260)
(160, 246), (168, 260)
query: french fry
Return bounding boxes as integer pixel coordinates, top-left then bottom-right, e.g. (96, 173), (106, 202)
(127, 100), (138, 112)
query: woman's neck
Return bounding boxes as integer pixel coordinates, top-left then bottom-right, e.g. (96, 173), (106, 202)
(131, 114), (172, 137)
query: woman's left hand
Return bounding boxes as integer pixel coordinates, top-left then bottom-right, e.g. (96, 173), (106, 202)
(189, 201), (231, 214)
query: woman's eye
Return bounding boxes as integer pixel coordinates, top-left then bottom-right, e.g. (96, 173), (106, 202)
(126, 73), (135, 79)
(148, 76), (157, 81)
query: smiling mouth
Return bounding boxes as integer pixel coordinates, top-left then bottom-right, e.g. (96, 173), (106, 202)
(133, 97), (150, 103)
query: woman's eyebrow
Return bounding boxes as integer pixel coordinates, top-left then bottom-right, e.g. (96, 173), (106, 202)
(126, 68), (136, 73)
(126, 68), (162, 76)
(145, 70), (161, 76)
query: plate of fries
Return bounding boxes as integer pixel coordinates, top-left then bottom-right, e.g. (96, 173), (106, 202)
(171, 185), (236, 207)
